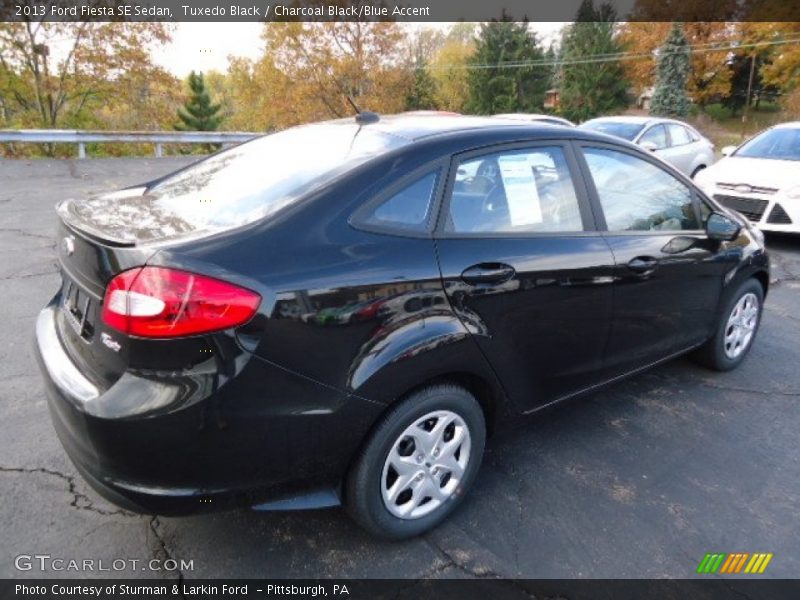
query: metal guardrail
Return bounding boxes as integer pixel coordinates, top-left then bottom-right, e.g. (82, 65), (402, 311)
(0, 129), (262, 158)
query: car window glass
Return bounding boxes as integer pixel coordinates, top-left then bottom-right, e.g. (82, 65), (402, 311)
(446, 147), (584, 234)
(668, 124), (693, 146)
(639, 125), (668, 149)
(697, 198), (713, 224)
(362, 172), (438, 232)
(583, 147), (700, 232)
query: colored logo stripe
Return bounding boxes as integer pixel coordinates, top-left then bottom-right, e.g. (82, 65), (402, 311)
(697, 553), (773, 574)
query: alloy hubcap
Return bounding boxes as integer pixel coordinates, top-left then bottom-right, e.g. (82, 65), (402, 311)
(724, 292), (759, 359)
(381, 410), (471, 520)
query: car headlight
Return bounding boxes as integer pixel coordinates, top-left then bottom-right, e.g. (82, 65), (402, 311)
(784, 185), (800, 199)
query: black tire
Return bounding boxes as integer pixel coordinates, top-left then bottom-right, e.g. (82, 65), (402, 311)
(691, 165), (706, 179)
(345, 384), (486, 540)
(693, 278), (764, 371)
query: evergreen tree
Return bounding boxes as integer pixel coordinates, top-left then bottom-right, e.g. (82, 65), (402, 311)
(175, 71), (223, 132)
(558, 0), (629, 122)
(650, 23), (692, 117)
(405, 61), (438, 110)
(466, 14), (549, 114)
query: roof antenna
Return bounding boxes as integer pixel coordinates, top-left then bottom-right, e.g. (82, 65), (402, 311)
(348, 95), (380, 125)
(347, 95), (361, 115)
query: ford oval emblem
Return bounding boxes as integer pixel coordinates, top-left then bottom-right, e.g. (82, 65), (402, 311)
(735, 184), (753, 194)
(62, 235), (75, 256)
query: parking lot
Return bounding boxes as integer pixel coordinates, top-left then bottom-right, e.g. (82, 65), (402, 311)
(1, 157), (799, 580)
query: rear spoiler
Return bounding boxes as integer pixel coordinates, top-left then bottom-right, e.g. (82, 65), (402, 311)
(57, 199), (137, 248)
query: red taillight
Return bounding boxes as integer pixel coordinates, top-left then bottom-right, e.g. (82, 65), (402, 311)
(101, 267), (261, 338)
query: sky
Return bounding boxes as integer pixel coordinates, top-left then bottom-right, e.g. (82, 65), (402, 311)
(151, 22), (568, 77)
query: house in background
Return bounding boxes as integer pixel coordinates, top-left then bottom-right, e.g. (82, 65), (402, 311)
(543, 89), (560, 110)
(637, 86), (655, 110)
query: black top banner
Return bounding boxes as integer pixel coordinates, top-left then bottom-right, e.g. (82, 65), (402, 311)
(2, 0), (800, 23)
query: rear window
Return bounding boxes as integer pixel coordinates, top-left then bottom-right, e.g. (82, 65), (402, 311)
(147, 122), (409, 230)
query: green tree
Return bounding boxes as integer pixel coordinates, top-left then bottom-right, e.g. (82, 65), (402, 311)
(405, 61), (438, 110)
(650, 23), (691, 117)
(175, 71), (223, 132)
(466, 15), (549, 114)
(558, 0), (629, 122)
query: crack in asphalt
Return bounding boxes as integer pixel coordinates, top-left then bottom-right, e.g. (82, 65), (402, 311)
(421, 534), (501, 579)
(0, 465), (135, 517)
(149, 516), (186, 590)
(698, 381), (800, 397)
(0, 268), (59, 281)
(0, 227), (55, 241)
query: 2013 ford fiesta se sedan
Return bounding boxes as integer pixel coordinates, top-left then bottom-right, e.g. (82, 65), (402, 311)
(35, 113), (769, 539)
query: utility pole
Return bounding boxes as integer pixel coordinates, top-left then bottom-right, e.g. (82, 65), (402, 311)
(741, 53), (756, 140)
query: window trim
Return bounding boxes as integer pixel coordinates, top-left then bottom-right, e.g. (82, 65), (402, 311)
(573, 141), (706, 235)
(349, 161), (447, 238)
(434, 140), (599, 240)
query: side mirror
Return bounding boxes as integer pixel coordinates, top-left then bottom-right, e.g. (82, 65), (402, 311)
(640, 141), (658, 152)
(706, 213), (741, 241)
(721, 145), (736, 157)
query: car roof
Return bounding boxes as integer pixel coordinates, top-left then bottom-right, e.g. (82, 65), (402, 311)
(335, 112), (568, 142)
(583, 115), (697, 128)
(772, 121), (800, 130)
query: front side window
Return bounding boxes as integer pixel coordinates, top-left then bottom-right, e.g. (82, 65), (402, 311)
(583, 147), (700, 232)
(360, 172), (439, 233)
(639, 125), (668, 149)
(446, 146), (584, 234)
(668, 124), (693, 146)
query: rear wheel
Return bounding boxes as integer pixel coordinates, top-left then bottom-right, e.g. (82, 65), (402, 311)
(693, 278), (763, 371)
(345, 384), (485, 539)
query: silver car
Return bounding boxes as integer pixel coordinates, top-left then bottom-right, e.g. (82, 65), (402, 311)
(579, 116), (716, 178)
(494, 113), (576, 127)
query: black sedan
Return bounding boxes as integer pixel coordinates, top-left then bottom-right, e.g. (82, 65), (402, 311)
(35, 113), (769, 539)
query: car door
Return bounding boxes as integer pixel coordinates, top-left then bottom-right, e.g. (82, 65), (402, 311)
(575, 142), (735, 377)
(665, 123), (697, 175)
(434, 141), (616, 412)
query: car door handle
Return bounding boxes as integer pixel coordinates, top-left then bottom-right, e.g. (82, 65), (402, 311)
(461, 263), (516, 286)
(627, 256), (659, 273)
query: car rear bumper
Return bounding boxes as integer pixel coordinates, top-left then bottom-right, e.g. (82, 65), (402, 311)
(34, 302), (385, 515)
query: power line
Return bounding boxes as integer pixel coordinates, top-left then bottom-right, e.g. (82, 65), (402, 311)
(427, 35), (800, 71)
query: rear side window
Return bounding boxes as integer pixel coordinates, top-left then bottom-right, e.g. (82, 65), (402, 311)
(583, 147), (700, 232)
(446, 146), (584, 234)
(359, 172), (439, 233)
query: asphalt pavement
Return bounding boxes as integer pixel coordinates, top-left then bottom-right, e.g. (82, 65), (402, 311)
(1, 157), (798, 580)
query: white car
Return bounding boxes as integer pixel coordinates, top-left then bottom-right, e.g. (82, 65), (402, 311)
(694, 122), (800, 233)
(579, 116), (716, 178)
(494, 113), (575, 127)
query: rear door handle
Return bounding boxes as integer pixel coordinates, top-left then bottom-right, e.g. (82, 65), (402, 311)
(461, 263), (516, 286)
(627, 256), (659, 273)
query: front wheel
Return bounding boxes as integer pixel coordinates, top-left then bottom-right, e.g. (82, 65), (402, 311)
(693, 278), (764, 371)
(345, 384), (485, 540)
